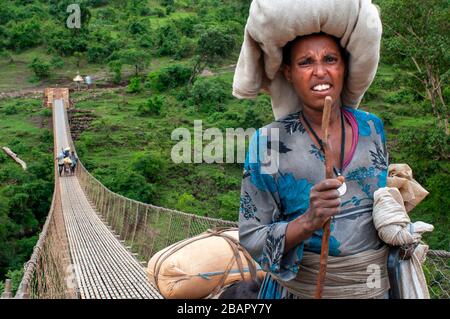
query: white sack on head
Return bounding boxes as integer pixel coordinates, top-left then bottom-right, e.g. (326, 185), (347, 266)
(233, 0), (382, 120)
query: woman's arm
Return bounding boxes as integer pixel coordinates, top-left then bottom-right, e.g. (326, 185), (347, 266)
(285, 179), (343, 252)
(239, 130), (304, 281)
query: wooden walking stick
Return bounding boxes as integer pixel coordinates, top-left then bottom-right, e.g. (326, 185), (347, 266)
(315, 96), (334, 299)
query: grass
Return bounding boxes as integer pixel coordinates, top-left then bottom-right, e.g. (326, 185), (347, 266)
(0, 98), (53, 160)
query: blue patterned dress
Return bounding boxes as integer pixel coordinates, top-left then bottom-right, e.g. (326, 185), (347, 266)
(238, 106), (389, 299)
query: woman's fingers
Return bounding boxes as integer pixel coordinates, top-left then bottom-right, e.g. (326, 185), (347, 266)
(317, 189), (341, 200)
(313, 178), (343, 192)
(320, 198), (341, 208)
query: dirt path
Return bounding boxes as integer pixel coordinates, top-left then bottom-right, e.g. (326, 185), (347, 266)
(0, 63), (237, 100)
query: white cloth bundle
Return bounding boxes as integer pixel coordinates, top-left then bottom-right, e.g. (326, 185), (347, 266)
(233, 0), (382, 120)
(373, 165), (434, 299)
(373, 188), (433, 246)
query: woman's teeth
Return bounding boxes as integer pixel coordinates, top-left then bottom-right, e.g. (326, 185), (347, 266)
(312, 84), (331, 91)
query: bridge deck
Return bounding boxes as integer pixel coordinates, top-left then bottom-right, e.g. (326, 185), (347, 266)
(53, 98), (162, 299)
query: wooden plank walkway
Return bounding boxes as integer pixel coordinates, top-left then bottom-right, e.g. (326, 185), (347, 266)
(53, 98), (162, 299)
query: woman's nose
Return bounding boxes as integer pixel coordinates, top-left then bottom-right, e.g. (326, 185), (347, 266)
(313, 63), (327, 77)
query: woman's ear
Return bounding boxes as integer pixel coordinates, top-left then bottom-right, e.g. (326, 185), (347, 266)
(283, 64), (292, 83)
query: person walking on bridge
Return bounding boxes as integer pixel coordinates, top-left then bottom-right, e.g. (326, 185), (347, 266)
(69, 151), (78, 175)
(56, 150), (65, 176)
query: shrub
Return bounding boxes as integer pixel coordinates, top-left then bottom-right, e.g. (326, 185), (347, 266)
(173, 37), (195, 60)
(146, 64), (191, 92)
(0, 152), (6, 164)
(94, 166), (156, 203)
(197, 27), (235, 60)
(172, 16), (199, 37)
(127, 77), (142, 93)
(175, 87), (190, 104)
(396, 125), (449, 166)
(150, 7), (166, 17)
(211, 171), (240, 189)
(87, 44), (112, 63)
(132, 151), (167, 183)
(4, 104), (18, 115)
(7, 19), (42, 51)
(28, 57), (51, 80)
(127, 20), (149, 36)
(39, 108), (52, 118)
(217, 191), (239, 221)
(165, 5), (174, 15)
(138, 96), (165, 116)
(5, 268), (24, 296)
(50, 56), (64, 69)
(155, 24), (180, 57)
(188, 77), (230, 113)
(379, 111), (394, 126)
(175, 192), (196, 213)
(384, 89), (415, 105)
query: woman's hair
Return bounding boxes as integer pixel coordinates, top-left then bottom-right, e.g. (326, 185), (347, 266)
(282, 32), (349, 69)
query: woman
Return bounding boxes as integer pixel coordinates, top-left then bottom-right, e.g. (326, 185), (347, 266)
(238, 32), (389, 299)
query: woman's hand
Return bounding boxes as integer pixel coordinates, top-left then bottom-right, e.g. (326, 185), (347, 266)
(285, 177), (344, 252)
(303, 178), (343, 232)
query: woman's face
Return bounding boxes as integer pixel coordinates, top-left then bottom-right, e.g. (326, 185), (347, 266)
(283, 34), (346, 111)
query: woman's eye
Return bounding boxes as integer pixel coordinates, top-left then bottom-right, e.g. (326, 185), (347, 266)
(325, 56), (338, 63)
(298, 59), (313, 66)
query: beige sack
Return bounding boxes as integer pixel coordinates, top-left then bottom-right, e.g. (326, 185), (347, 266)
(387, 164), (429, 213)
(147, 228), (265, 299)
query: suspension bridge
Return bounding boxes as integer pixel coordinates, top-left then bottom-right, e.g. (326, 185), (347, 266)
(3, 88), (235, 299)
(1, 88), (448, 299)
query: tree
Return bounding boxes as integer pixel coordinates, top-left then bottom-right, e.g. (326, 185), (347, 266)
(118, 48), (151, 76)
(7, 18), (42, 51)
(155, 24), (181, 57)
(379, 0), (449, 135)
(189, 27), (235, 84)
(108, 60), (122, 84)
(28, 57), (51, 79)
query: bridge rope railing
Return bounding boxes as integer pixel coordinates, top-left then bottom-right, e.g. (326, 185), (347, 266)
(12, 98), (76, 299)
(423, 250), (450, 299)
(75, 160), (237, 262)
